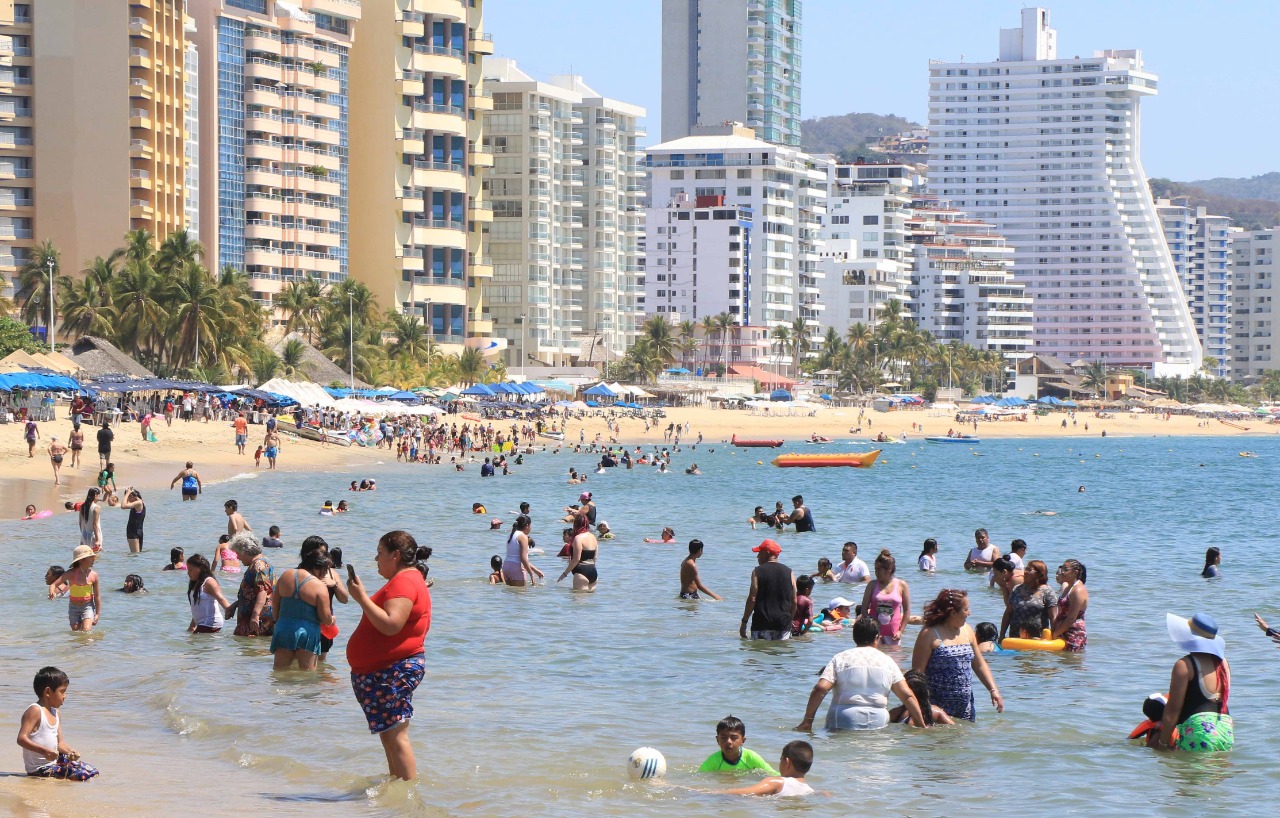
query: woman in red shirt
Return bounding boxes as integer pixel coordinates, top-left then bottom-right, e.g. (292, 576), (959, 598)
(347, 530), (432, 780)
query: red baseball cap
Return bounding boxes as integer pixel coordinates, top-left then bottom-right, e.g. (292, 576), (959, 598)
(752, 539), (781, 556)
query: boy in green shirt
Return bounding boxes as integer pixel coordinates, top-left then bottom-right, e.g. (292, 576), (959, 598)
(698, 715), (779, 774)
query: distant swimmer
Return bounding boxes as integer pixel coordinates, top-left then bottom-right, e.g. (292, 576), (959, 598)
(1030, 511), (1058, 516)
(645, 527), (676, 544)
(1077, 486), (1086, 493)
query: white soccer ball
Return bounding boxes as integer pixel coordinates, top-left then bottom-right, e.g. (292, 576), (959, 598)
(626, 747), (667, 780)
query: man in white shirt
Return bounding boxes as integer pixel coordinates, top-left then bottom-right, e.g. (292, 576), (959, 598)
(834, 542), (870, 584)
(1008, 539), (1028, 570)
(964, 528), (1000, 571)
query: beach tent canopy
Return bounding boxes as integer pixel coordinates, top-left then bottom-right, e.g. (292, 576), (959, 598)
(665, 367), (691, 375)
(0, 371), (83, 392)
(969, 395), (996, 404)
(770, 389), (792, 401)
(386, 390), (421, 403)
(582, 383), (617, 398)
(461, 383), (497, 397)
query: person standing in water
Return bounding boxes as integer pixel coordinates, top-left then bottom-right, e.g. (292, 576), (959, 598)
(680, 539), (722, 600)
(224, 499), (252, 538)
(170, 462), (203, 501)
(781, 495), (816, 533)
(740, 539), (796, 640)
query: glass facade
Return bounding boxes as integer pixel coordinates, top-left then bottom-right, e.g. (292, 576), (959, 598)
(216, 17), (247, 274)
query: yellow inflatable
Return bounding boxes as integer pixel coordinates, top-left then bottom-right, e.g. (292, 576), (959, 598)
(1001, 628), (1066, 652)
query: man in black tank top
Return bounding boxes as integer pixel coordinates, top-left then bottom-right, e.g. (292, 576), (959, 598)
(740, 539), (796, 640)
(783, 495), (815, 534)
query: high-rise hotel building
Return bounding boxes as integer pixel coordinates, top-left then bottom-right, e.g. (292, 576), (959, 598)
(349, 0), (494, 355)
(482, 58), (646, 369)
(189, 0), (360, 315)
(1156, 199), (1232, 379)
(661, 0), (802, 147)
(927, 8), (1201, 375)
(0, 0), (190, 290)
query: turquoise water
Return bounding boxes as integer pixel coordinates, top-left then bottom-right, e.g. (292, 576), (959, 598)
(2, 433), (1278, 816)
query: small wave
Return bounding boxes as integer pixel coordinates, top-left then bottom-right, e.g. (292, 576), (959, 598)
(217, 472), (259, 484)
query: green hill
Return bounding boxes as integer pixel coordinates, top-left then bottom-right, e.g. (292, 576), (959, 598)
(800, 112), (920, 162)
(1187, 172), (1280, 203)
(1149, 178), (1280, 230)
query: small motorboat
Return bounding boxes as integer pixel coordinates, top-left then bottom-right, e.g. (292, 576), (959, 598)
(925, 436), (981, 444)
(290, 425), (352, 447)
(732, 434), (783, 448)
(540, 431), (565, 441)
(771, 450), (880, 468)
(805, 435), (834, 445)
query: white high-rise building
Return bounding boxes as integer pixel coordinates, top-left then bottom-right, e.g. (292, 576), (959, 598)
(1230, 229), (1278, 381)
(645, 124), (826, 351)
(481, 59), (645, 369)
(1156, 199), (1232, 378)
(817, 162), (916, 335)
(907, 196), (1034, 358)
(927, 7), (1200, 375)
(183, 16), (199, 242)
(661, 0), (802, 147)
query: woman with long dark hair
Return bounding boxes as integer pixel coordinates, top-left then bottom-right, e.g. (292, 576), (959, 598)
(557, 512), (598, 591)
(186, 554), (231, 633)
(501, 515), (543, 586)
(78, 488), (102, 553)
(269, 535), (335, 670)
(1051, 559), (1089, 651)
(911, 589), (1002, 721)
(347, 530), (433, 780)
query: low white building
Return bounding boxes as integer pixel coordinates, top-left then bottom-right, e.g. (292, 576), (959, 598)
(817, 162), (917, 334)
(644, 123), (826, 354)
(908, 196), (1034, 358)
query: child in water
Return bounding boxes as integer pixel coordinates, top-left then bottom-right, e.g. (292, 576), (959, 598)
(889, 670), (955, 726)
(814, 557), (836, 583)
(215, 535), (242, 573)
(975, 621), (1001, 653)
(488, 555), (503, 584)
(17, 666), (99, 781)
(714, 740), (813, 797)
(45, 566), (65, 597)
(163, 547), (186, 571)
(699, 715), (778, 774)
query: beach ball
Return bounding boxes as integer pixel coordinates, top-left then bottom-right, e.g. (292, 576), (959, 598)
(627, 747), (667, 780)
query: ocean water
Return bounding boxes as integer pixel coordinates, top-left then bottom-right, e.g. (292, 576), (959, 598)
(2, 433), (1278, 816)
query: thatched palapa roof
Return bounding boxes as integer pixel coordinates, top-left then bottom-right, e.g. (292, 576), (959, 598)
(65, 336), (156, 379)
(267, 330), (370, 388)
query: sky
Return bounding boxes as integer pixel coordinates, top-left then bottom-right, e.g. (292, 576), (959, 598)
(485, 0), (1280, 182)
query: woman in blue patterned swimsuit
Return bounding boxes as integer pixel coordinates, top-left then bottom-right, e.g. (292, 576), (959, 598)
(911, 589), (1003, 721)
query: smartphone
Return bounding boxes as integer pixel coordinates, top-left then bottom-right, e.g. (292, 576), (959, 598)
(347, 564), (357, 582)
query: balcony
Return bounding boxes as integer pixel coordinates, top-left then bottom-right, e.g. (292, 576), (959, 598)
(398, 251), (425, 272)
(409, 159), (467, 191)
(397, 12), (426, 38)
(469, 255), (493, 278)
(245, 193), (284, 215)
(129, 198), (153, 219)
(129, 48), (151, 70)
(396, 71), (425, 97)
(247, 111), (283, 136)
(130, 169), (152, 190)
(129, 77), (153, 100)
(407, 218), (468, 249)
(246, 58), (283, 84)
(411, 45), (466, 78)
(129, 16), (152, 36)
(397, 129), (426, 155)
(397, 189), (425, 213)
(410, 101), (466, 134)
(246, 139), (283, 162)
(469, 33), (495, 55)
(467, 146), (494, 168)
(129, 107), (152, 129)
(469, 88), (493, 111)
(468, 200), (493, 222)
(246, 84), (281, 107)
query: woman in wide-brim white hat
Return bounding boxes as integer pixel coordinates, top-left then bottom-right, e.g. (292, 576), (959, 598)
(1158, 612), (1233, 752)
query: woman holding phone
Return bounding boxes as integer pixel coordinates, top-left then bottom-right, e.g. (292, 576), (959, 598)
(346, 530), (433, 780)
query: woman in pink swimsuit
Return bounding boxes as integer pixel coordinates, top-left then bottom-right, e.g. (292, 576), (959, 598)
(861, 549), (910, 645)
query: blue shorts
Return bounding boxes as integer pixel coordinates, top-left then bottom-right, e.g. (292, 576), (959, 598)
(235, 433), (247, 446)
(270, 617), (322, 655)
(265, 447), (278, 458)
(351, 654), (426, 734)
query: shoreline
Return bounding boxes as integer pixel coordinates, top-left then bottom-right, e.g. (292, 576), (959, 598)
(2, 407), (1274, 520)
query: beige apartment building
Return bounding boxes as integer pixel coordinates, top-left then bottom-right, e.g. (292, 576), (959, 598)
(349, 0), (495, 356)
(0, 0), (189, 292)
(189, 0), (359, 317)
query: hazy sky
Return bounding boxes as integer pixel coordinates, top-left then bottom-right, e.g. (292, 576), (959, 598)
(485, 0), (1280, 181)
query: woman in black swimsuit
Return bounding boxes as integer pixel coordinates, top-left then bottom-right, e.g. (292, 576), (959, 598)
(121, 488), (146, 553)
(558, 512), (598, 591)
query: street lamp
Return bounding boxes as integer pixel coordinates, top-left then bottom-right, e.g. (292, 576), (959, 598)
(873, 342), (879, 380)
(46, 256), (55, 354)
(423, 298), (432, 365)
(347, 291), (354, 390)
(518, 313), (527, 381)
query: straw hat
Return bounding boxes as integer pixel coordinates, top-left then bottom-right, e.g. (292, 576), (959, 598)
(70, 545), (95, 565)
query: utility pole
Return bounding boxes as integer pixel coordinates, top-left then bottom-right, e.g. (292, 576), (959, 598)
(46, 256), (55, 354)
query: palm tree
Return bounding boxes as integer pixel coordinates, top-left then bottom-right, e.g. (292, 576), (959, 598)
(249, 348), (280, 384)
(167, 264), (222, 369)
(642, 314), (678, 367)
(113, 255), (168, 360)
(698, 315), (718, 375)
(17, 240), (61, 333)
(712, 312), (734, 369)
(388, 309), (429, 360)
(277, 279), (315, 340)
(279, 338), (306, 377)
(769, 324), (790, 386)
(845, 322), (871, 355)
(155, 229), (204, 279)
(789, 315), (808, 378)
(58, 268), (117, 338)
(677, 319), (697, 369)
(1082, 362), (1107, 397)
(455, 346), (487, 385)
(121, 228), (154, 267)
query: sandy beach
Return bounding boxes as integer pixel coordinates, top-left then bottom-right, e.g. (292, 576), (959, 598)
(3, 404), (1274, 520)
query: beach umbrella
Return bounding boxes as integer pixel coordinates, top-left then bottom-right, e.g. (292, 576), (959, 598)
(770, 389), (792, 401)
